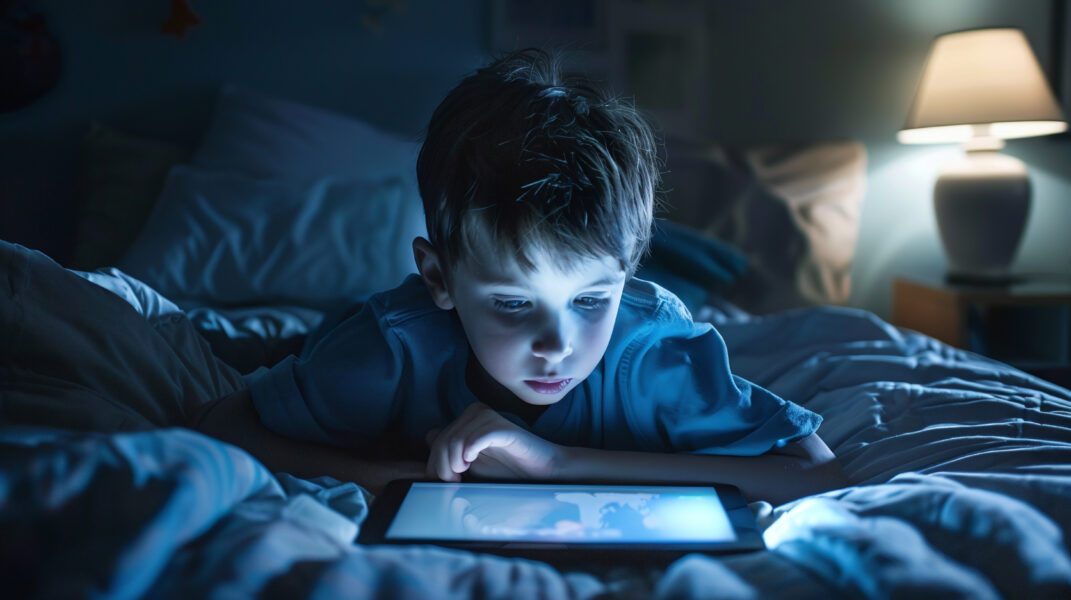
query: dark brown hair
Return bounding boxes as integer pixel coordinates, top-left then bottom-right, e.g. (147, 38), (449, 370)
(417, 48), (660, 278)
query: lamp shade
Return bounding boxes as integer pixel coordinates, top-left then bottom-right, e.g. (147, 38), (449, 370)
(898, 28), (1067, 144)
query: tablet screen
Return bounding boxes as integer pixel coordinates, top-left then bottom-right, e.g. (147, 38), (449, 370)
(384, 482), (737, 543)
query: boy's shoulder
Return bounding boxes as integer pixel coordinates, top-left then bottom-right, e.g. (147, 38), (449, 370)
(366, 274), (447, 328)
(621, 277), (693, 324)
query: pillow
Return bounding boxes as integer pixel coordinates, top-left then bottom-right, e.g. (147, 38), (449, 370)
(192, 84), (419, 182)
(635, 219), (749, 313)
(71, 122), (190, 270)
(660, 139), (865, 314)
(118, 166), (427, 310)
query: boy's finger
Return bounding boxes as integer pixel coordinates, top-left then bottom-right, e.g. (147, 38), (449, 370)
(462, 401), (489, 417)
(463, 432), (499, 463)
(427, 449), (455, 482)
(449, 436), (470, 475)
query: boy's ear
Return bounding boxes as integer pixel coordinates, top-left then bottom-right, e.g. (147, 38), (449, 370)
(412, 237), (455, 310)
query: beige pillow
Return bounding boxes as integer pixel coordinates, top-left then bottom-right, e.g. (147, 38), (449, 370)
(661, 140), (866, 313)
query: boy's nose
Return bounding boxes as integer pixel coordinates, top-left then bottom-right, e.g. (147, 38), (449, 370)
(531, 318), (573, 364)
(532, 339), (573, 364)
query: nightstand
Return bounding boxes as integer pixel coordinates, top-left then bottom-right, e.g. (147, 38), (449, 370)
(892, 276), (1071, 387)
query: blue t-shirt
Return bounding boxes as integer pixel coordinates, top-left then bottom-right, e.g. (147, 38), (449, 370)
(246, 274), (821, 455)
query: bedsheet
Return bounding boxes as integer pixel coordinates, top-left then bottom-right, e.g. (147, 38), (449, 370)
(3, 302), (1071, 597)
(183, 304), (322, 374)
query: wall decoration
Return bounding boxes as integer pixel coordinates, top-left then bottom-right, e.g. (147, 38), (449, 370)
(361, 0), (408, 33)
(0, 0), (61, 113)
(489, 0), (609, 83)
(608, 0), (707, 139)
(490, 0), (606, 52)
(161, 0), (201, 38)
(488, 0), (708, 139)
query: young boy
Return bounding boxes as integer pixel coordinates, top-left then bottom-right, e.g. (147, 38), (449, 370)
(202, 49), (844, 505)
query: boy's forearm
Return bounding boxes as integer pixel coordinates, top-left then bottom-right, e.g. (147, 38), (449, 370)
(552, 441), (847, 506)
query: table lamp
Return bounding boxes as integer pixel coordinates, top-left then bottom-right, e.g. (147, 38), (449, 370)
(898, 28), (1067, 284)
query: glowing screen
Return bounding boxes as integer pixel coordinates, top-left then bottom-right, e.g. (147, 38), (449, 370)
(385, 482), (737, 543)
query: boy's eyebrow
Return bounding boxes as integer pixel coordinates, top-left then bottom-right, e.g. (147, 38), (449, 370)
(474, 276), (525, 288)
(583, 274), (625, 287)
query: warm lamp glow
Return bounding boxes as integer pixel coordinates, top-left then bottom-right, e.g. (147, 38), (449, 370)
(898, 121), (1066, 144)
(898, 27), (1064, 282)
(899, 28), (1066, 144)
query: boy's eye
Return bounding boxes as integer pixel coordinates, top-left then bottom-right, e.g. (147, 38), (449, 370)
(574, 296), (607, 310)
(493, 298), (529, 311)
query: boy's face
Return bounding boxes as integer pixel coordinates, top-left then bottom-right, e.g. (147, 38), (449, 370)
(446, 244), (627, 407)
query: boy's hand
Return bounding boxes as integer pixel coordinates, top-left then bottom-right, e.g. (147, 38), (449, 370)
(425, 402), (560, 482)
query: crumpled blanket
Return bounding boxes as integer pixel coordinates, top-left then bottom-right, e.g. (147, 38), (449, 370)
(3, 240), (1071, 598)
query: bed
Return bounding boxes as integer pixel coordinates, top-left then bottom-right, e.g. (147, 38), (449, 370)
(3, 85), (1071, 599)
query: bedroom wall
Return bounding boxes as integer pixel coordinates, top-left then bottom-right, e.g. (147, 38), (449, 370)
(2, 0), (1069, 320)
(697, 0), (1071, 319)
(0, 0), (488, 263)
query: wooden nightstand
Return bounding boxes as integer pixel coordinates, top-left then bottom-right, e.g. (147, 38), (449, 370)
(892, 276), (1071, 387)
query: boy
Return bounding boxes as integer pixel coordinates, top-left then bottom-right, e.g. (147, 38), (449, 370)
(201, 49), (844, 505)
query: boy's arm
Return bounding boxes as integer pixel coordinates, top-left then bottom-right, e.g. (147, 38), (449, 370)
(193, 389), (425, 497)
(427, 402), (847, 506)
(552, 433), (846, 506)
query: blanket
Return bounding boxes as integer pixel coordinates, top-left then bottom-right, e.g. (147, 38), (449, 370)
(2, 241), (1070, 598)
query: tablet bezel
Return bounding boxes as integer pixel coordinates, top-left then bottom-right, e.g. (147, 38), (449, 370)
(358, 479), (766, 562)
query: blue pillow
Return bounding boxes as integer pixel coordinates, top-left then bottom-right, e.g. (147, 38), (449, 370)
(118, 166), (426, 310)
(636, 220), (748, 312)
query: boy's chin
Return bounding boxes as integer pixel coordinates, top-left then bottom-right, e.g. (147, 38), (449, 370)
(516, 394), (565, 406)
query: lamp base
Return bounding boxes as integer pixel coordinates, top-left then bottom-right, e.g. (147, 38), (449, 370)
(934, 149), (1030, 280)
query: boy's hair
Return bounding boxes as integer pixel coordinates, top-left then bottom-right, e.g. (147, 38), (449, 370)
(417, 48), (660, 278)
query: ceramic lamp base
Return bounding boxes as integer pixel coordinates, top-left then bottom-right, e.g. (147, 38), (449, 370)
(933, 149), (1030, 283)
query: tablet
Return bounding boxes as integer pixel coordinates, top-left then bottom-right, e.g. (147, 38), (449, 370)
(358, 480), (765, 562)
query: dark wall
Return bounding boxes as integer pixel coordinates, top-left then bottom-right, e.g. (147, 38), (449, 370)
(0, 0), (488, 262)
(701, 0), (1055, 142)
(2, 0), (1069, 318)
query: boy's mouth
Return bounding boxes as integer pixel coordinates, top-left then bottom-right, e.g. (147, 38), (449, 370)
(524, 378), (572, 394)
